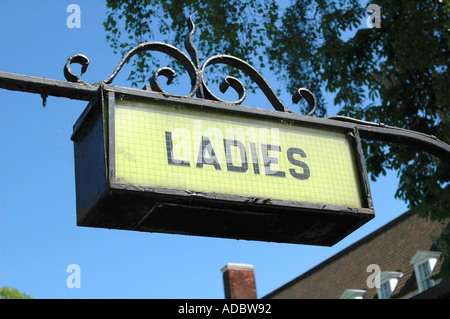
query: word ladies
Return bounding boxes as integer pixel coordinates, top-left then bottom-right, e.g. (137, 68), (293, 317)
(165, 131), (310, 180)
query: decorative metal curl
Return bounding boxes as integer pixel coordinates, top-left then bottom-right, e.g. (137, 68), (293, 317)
(64, 16), (317, 116)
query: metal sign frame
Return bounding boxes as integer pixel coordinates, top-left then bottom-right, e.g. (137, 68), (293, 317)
(71, 84), (374, 245)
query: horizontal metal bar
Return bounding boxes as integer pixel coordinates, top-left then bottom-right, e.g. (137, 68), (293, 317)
(357, 124), (449, 161)
(0, 71), (98, 101)
(105, 85), (450, 162)
(327, 116), (450, 162)
(0, 71), (448, 162)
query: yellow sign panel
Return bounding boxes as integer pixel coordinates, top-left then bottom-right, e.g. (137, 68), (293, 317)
(113, 99), (363, 208)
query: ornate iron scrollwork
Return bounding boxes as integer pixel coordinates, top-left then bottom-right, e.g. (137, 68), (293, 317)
(64, 16), (317, 115)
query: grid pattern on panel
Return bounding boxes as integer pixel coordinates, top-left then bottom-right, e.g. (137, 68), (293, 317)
(113, 100), (363, 208)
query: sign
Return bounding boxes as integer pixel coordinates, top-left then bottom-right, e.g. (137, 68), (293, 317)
(114, 99), (363, 209)
(72, 85), (374, 246)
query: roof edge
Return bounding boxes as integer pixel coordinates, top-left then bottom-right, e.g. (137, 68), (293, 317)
(263, 210), (414, 299)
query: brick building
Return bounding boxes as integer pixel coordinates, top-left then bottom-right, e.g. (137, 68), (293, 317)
(259, 211), (449, 299)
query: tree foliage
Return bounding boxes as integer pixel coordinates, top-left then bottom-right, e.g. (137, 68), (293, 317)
(0, 286), (33, 299)
(104, 0), (278, 88)
(104, 0), (450, 276)
(270, 0), (449, 219)
(268, 0), (449, 275)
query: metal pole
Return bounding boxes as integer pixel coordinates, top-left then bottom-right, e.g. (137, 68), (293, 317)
(0, 70), (449, 162)
(0, 71), (97, 103)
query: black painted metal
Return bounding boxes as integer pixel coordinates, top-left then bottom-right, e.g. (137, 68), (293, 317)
(70, 85), (375, 245)
(0, 68), (448, 162)
(0, 71), (97, 102)
(63, 16), (316, 114)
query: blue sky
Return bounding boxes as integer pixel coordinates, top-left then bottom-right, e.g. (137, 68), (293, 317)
(0, 1), (408, 299)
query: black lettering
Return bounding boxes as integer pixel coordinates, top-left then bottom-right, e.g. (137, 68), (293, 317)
(261, 144), (285, 178)
(223, 139), (248, 173)
(249, 142), (260, 174)
(196, 136), (221, 170)
(165, 131), (190, 167)
(287, 147), (310, 180)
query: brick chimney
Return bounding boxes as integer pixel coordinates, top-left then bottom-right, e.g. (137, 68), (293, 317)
(221, 263), (257, 299)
